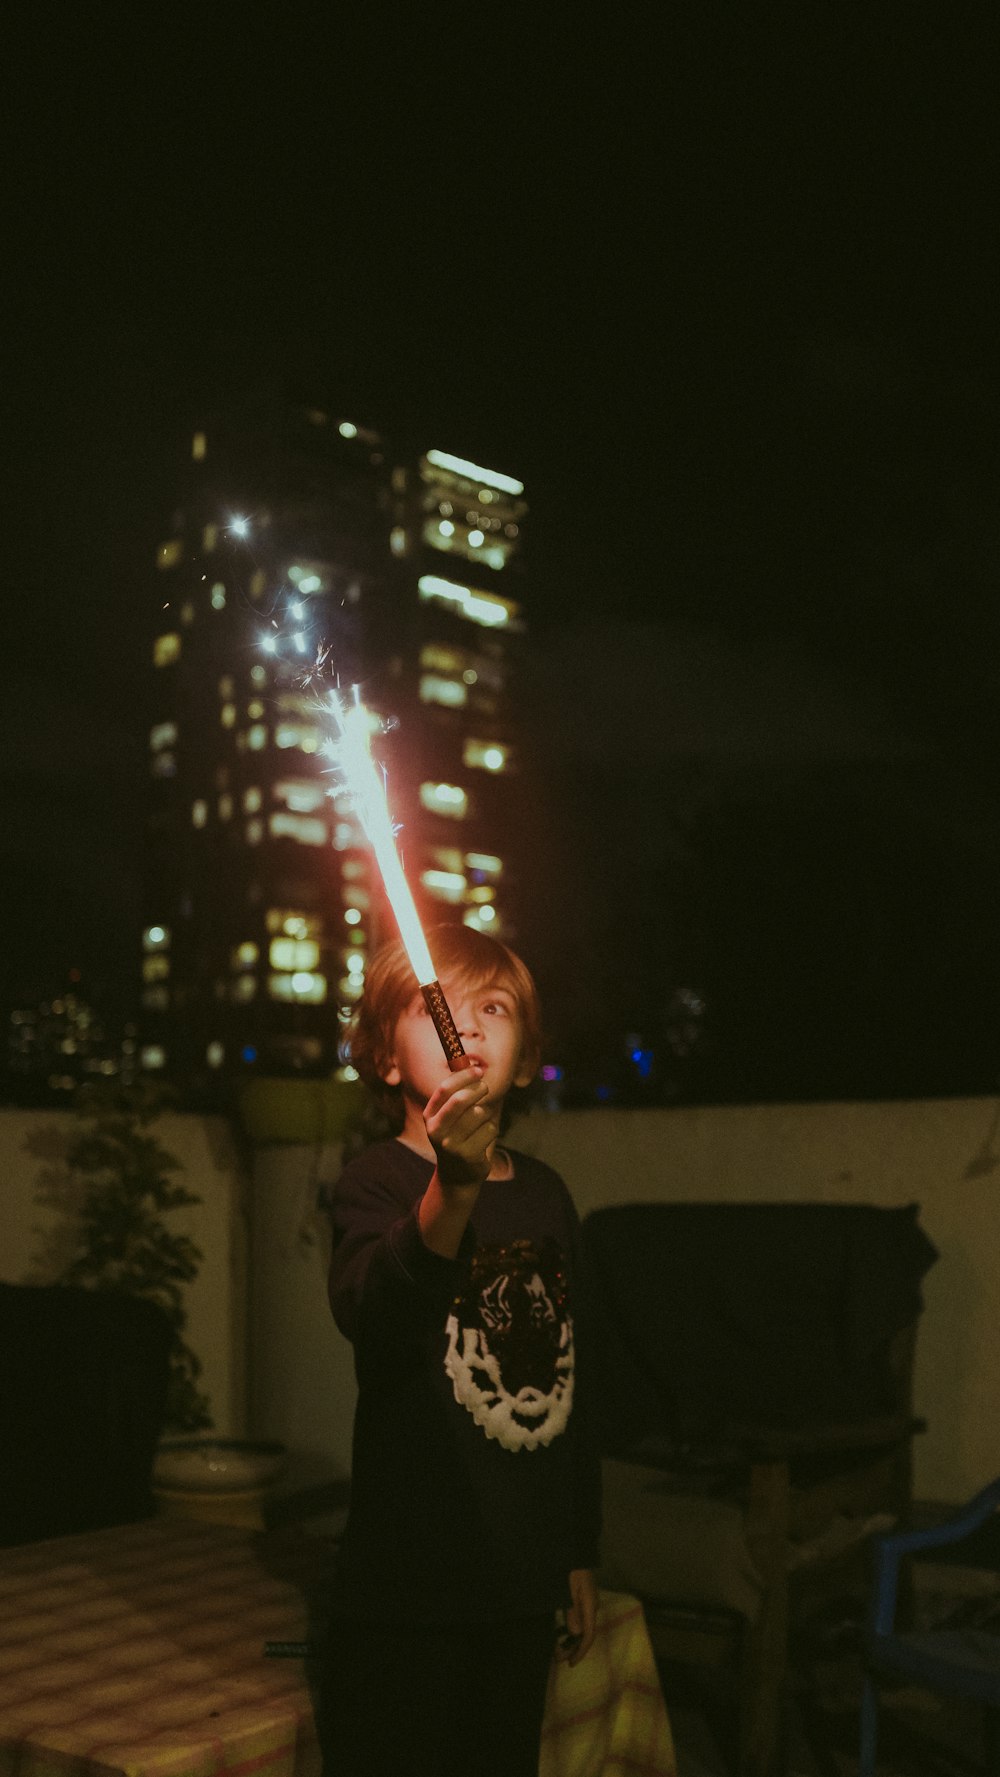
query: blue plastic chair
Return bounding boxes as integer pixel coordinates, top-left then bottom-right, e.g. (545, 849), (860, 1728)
(860, 1476), (1000, 1774)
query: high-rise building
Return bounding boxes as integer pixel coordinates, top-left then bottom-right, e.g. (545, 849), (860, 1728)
(142, 394), (527, 1096)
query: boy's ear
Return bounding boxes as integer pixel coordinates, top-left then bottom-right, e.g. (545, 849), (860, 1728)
(512, 1053), (535, 1090)
(381, 1056), (402, 1087)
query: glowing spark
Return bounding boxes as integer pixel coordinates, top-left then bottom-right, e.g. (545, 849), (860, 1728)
(325, 687), (466, 1069)
(326, 689), (435, 985)
(230, 517), (250, 537)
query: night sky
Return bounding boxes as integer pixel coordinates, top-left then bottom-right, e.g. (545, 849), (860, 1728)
(4, 15), (999, 1099)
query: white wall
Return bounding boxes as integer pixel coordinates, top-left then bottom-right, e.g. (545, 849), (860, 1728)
(249, 1094), (1000, 1503)
(0, 1110), (249, 1435)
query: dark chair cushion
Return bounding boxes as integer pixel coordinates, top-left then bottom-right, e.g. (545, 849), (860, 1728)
(0, 1282), (173, 1546)
(582, 1202), (937, 1453)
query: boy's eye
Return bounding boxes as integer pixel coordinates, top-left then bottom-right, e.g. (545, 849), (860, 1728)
(482, 1000), (509, 1017)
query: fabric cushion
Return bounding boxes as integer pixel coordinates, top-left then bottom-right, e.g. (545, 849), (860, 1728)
(597, 1458), (765, 1624)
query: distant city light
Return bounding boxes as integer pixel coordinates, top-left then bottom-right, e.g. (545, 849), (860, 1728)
(344, 907), (362, 925)
(339, 422), (358, 439)
(230, 517), (250, 538)
(242, 1045), (258, 1063)
(426, 449), (523, 496)
(262, 635), (277, 653)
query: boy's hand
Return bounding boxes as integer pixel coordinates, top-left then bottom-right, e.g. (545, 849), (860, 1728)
(556, 1569), (598, 1666)
(424, 1066), (498, 1189)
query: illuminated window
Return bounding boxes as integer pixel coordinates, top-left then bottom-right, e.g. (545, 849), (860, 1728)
(157, 540), (183, 570)
(154, 633), (181, 668)
(274, 778), (326, 814)
(150, 722), (178, 751)
(344, 907), (362, 926)
(246, 819), (263, 845)
(390, 526), (408, 556)
(468, 885), (496, 904)
(463, 906), (500, 934)
(232, 942), (258, 970)
(243, 787), (262, 813)
(248, 700), (265, 719)
(420, 674), (467, 709)
(465, 851), (503, 878)
(206, 1041), (224, 1067)
(338, 975), (364, 1001)
(220, 703), (236, 728)
(463, 738), (509, 772)
(142, 956), (170, 982)
(421, 644), (463, 673)
(429, 846), (464, 873)
(143, 925), (170, 952)
(211, 583), (226, 610)
(152, 752), (176, 778)
(421, 869), (466, 904)
(334, 819), (361, 850)
(267, 909), (322, 938)
(267, 972), (327, 1003)
(231, 975), (257, 1002)
(250, 664), (267, 687)
(141, 1045), (167, 1070)
(425, 450), (523, 496)
(192, 432), (207, 461)
(420, 782), (469, 819)
(142, 987), (169, 1011)
(192, 800), (208, 828)
(270, 937), (321, 971)
(275, 722), (320, 753)
(247, 724), (268, 750)
(203, 523), (217, 551)
(418, 575), (519, 630)
(269, 812), (326, 846)
(180, 601), (195, 626)
(218, 794), (233, 820)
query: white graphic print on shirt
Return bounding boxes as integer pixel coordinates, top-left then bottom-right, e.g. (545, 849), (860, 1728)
(443, 1237), (575, 1451)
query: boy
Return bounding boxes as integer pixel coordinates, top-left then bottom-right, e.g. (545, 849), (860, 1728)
(322, 924), (601, 1777)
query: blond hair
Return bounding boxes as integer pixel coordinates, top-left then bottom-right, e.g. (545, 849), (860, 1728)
(346, 925), (542, 1123)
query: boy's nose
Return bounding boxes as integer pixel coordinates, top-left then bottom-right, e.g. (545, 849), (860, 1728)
(456, 1007), (484, 1039)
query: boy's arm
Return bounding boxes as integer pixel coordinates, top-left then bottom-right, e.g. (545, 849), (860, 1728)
(418, 1063), (498, 1259)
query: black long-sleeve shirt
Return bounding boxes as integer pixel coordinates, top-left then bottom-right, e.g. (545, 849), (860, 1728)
(325, 1139), (602, 1623)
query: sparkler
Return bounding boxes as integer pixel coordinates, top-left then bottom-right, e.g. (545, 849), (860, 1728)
(324, 684), (467, 1071)
(227, 525), (468, 1071)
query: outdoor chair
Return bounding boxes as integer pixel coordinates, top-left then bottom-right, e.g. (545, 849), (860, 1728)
(0, 1281), (173, 1545)
(860, 1474), (1000, 1776)
(583, 1200), (938, 1777)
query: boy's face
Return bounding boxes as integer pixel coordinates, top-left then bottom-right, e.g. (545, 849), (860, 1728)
(383, 976), (534, 1108)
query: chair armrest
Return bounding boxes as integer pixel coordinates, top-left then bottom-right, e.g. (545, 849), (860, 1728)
(724, 1414), (923, 1461)
(870, 1474), (1000, 1635)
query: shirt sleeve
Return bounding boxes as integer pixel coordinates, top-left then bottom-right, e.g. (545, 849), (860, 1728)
(327, 1150), (476, 1375)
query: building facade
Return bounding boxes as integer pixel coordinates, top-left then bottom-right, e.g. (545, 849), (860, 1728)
(142, 395), (527, 1096)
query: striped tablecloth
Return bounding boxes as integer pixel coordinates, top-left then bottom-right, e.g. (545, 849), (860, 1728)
(0, 1520), (675, 1777)
(0, 1518), (320, 1777)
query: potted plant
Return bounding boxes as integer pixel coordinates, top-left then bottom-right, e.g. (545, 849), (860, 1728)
(57, 1080), (212, 1433)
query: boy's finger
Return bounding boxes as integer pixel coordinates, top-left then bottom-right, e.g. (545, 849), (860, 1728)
(424, 1069), (485, 1116)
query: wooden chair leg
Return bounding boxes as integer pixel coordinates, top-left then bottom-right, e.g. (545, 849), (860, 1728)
(739, 1460), (790, 1777)
(858, 1675), (879, 1777)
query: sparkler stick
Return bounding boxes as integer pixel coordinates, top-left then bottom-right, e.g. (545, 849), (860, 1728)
(327, 687), (467, 1071)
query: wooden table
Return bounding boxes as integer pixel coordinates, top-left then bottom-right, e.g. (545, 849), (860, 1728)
(0, 1518), (675, 1777)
